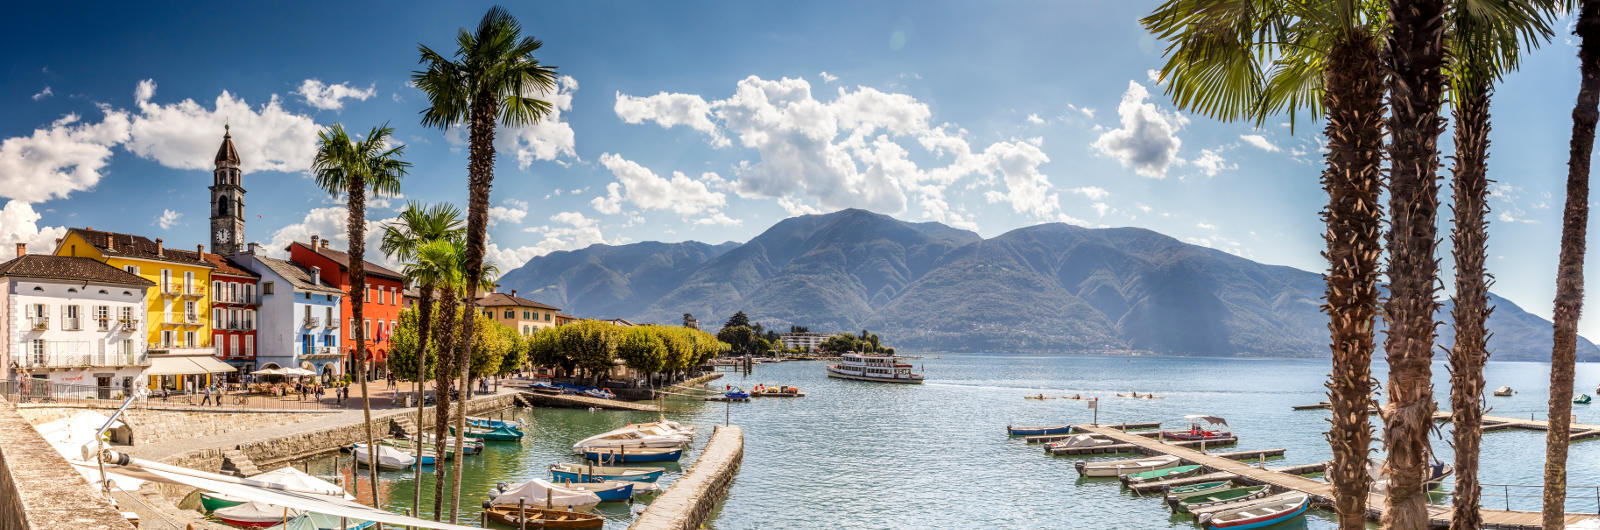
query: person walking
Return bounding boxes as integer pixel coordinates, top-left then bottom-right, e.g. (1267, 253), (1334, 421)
(200, 385), (212, 406)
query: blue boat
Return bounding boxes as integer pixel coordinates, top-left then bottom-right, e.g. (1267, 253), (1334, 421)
(528, 382), (562, 393)
(549, 463), (664, 483)
(467, 416), (522, 431)
(452, 425), (524, 441)
(1200, 493), (1310, 529)
(725, 387), (749, 400)
(1007, 424), (1073, 436)
(559, 480), (635, 502)
(584, 447), (684, 463)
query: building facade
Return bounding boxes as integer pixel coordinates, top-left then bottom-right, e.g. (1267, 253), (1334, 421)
(203, 253), (258, 374)
(55, 230), (217, 354)
(0, 250), (154, 397)
(235, 249), (343, 380)
(780, 331), (831, 352)
(287, 236), (405, 378)
(477, 290), (561, 336)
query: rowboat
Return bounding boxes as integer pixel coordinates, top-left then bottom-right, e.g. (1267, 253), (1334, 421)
(1578, 394), (1593, 405)
(1160, 415), (1231, 441)
(482, 506), (603, 529)
(1164, 481), (1233, 501)
(1116, 392), (1160, 399)
(1045, 434), (1114, 450)
(1170, 485), (1270, 514)
(550, 462), (665, 483)
(350, 443), (417, 470)
(414, 432), (484, 454)
(549, 480), (635, 502)
(1493, 385), (1515, 396)
(489, 479), (601, 510)
(453, 425), (524, 441)
(1023, 394), (1055, 400)
(199, 492), (246, 512)
(1198, 493), (1309, 529)
(583, 447), (684, 463)
(1122, 464), (1201, 484)
(1074, 454), (1180, 477)
(214, 501), (304, 528)
(1007, 424), (1073, 436)
(467, 416), (524, 431)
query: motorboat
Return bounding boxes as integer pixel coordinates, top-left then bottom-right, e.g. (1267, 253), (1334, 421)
(1160, 415), (1231, 441)
(265, 513), (374, 530)
(1007, 424), (1073, 436)
(350, 443), (417, 471)
(452, 425), (524, 441)
(1197, 493), (1310, 529)
(1170, 485), (1270, 514)
(489, 479), (601, 510)
(582, 388), (616, 399)
(826, 353), (925, 384)
(583, 446), (684, 464)
(381, 439), (454, 463)
(528, 382), (564, 394)
(1074, 454), (1180, 477)
(1045, 434), (1114, 451)
(1493, 385), (1515, 396)
(548, 480), (635, 502)
(572, 425), (691, 453)
(214, 501), (305, 528)
(1578, 394), (1593, 405)
(1368, 459), (1453, 494)
(481, 506), (602, 529)
(550, 462), (665, 483)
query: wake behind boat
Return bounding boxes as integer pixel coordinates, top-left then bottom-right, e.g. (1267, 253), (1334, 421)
(825, 353), (924, 384)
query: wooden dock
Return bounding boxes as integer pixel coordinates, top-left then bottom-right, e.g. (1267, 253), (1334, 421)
(1433, 412), (1600, 441)
(518, 392), (661, 412)
(1049, 436), (1239, 456)
(1076, 423), (1597, 528)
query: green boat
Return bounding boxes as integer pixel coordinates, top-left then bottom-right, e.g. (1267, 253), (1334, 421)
(1165, 480), (1233, 501)
(1577, 394), (1593, 405)
(451, 425), (524, 442)
(1169, 485), (1270, 514)
(1122, 464), (1201, 484)
(198, 492), (245, 512)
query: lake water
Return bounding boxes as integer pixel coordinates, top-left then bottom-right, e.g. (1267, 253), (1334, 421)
(292, 354), (1600, 529)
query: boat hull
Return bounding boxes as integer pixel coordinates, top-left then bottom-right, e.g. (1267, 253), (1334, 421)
(1008, 425), (1073, 436)
(1074, 455), (1179, 477)
(825, 367), (924, 384)
(1201, 495), (1310, 529)
(583, 448), (683, 463)
(199, 492), (245, 512)
(482, 506), (604, 529)
(550, 464), (664, 483)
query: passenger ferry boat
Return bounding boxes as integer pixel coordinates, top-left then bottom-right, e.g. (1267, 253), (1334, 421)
(826, 353), (924, 384)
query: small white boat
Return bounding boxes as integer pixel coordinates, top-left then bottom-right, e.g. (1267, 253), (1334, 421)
(572, 425), (691, 453)
(1494, 386), (1514, 397)
(489, 479), (601, 509)
(351, 443), (416, 471)
(214, 501), (305, 527)
(1046, 434), (1115, 450)
(1073, 454), (1180, 477)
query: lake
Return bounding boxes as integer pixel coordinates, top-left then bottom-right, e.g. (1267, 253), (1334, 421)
(292, 354), (1600, 529)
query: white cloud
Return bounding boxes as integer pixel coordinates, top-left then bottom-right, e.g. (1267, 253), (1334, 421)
(263, 206), (400, 268)
(1092, 202), (1112, 216)
(777, 197), (823, 216)
(614, 90), (727, 147)
(501, 76), (581, 168)
(489, 198), (529, 226)
(819, 71), (839, 83)
(594, 153), (728, 218)
(1239, 134), (1280, 152)
(294, 79), (376, 111)
(1091, 80), (1188, 179)
(693, 212), (742, 226)
(0, 108), (132, 203)
(1070, 186), (1110, 201)
(0, 201), (67, 259)
(1190, 148), (1232, 178)
(157, 209), (182, 229)
(502, 211), (612, 267)
(1026, 113), (1045, 125)
(126, 79), (321, 173)
(31, 87), (52, 101)
(1147, 69), (1163, 85)
(1067, 103), (1095, 119)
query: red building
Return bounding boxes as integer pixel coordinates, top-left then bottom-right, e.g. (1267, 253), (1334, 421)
(202, 252), (259, 374)
(287, 235), (405, 378)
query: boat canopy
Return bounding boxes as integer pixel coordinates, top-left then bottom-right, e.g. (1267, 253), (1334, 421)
(1182, 415), (1228, 426)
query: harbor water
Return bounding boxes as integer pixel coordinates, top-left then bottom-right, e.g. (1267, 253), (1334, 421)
(293, 354), (1600, 529)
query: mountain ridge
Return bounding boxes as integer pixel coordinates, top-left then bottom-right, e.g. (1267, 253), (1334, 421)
(499, 208), (1597, 361)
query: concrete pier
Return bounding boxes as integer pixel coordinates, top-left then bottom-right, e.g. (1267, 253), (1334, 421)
(0, 398), (135, 529)
(630, 425), (744, 530)
(519, 391), (662, 412)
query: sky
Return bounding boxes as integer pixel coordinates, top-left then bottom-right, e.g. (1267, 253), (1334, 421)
(0, 2), (1594, 340)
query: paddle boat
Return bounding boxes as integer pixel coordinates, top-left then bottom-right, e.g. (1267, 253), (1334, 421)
(1578, 394), (1593, 405)
(1164, 480), (1234, 502)
(1170, 485), (1270, 514)
(1160, 415), (1232, 441)
(725, 386), (750, 400)
(1045, 434), (1114, 451)
(214, 501), (305, 528)
(1074, 454), (1180, 477)
(584, 446), (684, 464)
(1007, 424), (1073, 436)
(1122, 464), (1201, 485)
(550, 462), (665, 483)
(750, 384), (803, 397)
(488, 479), (601, 510)
(350, 443), (417, 470)
(1493, 385), (1515, 397)
(1198, 493), (1310, 529)
(482, 505), (603, 529)
(453, 424), (525, 441)
(572, 425), (691, 453)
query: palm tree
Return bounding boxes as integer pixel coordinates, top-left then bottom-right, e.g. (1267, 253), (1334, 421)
(408, 238), (464, 519)
(1444, 2), (1555, 527)
(381, 201), (464, 515)
(311, 123), (408, 508)
(1546, 1), (1600, 525)
(1142, 3), (1386, 527)
(413, 6), (559, 520)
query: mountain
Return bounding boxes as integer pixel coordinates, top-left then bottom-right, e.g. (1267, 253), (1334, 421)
(499, 209), (1598, 361)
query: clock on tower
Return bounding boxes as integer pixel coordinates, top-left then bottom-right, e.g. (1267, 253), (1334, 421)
(209, 126), (246, 256)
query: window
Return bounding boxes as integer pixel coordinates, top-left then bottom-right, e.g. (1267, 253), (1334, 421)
(228, 283), (238, 303)
(364, 319), (371, 340)
(389, 320), (396, 340)
(213, 308), (224, 328)
(163, 300), (172, 322)
(505, 310), (515, 319)
(30, 339), (45, 364)
(245, 284), (255, 303)
(230, 335), (239, 356)
(184, 300), (196, 322)
(523, 325), (530, 335)
(522, 310), (530, 319)
(95, 305), (110, 331)
(185, 331), (196, 347)
(349, 319), (357, 339)
(120, 339), (133, 358)
(124, 265), (139, 276)
(363, 288), (370, 303)
(304, 292), (311, 300)
(184, 271), (194, 294)
(160, 269), (171, 291)
(160, 331), (173, 348)
(262, 282), (274, 295)
(119, 306), (133, 323)
(245, 336), (254, 357)
(62, 305), (80, 330)
(245, 309), (255, 330)
(325, 307), (334, 325)
(545, 312), (551, 322)
(214, 334), (223, 356)
(213, 281), (223, 301)
(326, 294), (333, 302)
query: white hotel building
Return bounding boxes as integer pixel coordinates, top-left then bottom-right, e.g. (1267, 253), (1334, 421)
(0, 246), (155, 398)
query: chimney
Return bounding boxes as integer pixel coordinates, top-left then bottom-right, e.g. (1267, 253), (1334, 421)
(320, 238), (329, 249)
(310, 235), (319, 249)
(511, 289), (517, 299)
(14, 243), (24, 256)
(107, 234), (114, 251)
(156, 238), (164, 257)
(247, 242), (259, 254)
(197, 244), (204, 259)
(310, 266), (321, 286)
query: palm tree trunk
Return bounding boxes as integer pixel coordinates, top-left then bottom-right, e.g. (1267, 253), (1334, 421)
(347, 177), (381, 510)
(1545, 2), (1600, 526)
(1382, 0), (1448, 527)
(1321, 32), (1385, 530)
(1448, 83), (1493, 530)
(429, 286), (459, 520)
(411, 286), (435, 512)
(451, 89), (498, 523)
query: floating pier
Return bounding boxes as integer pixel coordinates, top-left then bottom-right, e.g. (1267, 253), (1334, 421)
(1433, 412), (1600, 441)
(1049, 436), (1239, 456)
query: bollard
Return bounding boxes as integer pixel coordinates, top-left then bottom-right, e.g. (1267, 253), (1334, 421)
(520, 499), (527, 530)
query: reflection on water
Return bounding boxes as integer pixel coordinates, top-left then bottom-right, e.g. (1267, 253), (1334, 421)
(287, 355), (1600, 529)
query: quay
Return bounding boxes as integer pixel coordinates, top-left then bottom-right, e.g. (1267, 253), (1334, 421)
(1075, 423), (1597, 528)
(630, 425), (744, 530)
(518, 391), (662, 412)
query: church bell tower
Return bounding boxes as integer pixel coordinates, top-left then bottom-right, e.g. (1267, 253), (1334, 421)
(210, 125), (245, 256)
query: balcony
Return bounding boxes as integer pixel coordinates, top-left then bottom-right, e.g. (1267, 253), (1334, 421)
(325, 319), (340, 330)
(19, 342), (148, 369)
(303, 316), (321, 329)
(181, 285), (206, 298)
(303, 345), (340, 359)
(118, 319), (140, 332)
(183, 314), (201, 326)
(29, 317), (48, 331)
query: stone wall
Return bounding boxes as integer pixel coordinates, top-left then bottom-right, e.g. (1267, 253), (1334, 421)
(0, 397), (134, 530)
(16, 405), (336, 446)
(630, 425), (743, 530)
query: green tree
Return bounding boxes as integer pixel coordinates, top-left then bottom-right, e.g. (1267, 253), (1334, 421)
(498, 327), (527, 376)
(722, 311), (750, 330)
(717, 325), (756, 355)
(469, 314), (512, 378)
(559, 320), (617, 384)
(616, 326), (668, 385)
(387, 307), (436, 382)
(311, 122), (408, 508)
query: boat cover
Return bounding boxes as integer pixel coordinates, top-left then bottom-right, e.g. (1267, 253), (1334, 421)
(490, 479), (602, 508)
(250, 467), (349, 498)
(216, 501), (306, 522)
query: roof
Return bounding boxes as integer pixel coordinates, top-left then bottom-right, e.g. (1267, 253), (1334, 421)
(477, 292), (560, 311)
(67, 228), (216, 268)
(253, 256), (344, 296)
(288, 242), (404, 281)
(202, 253), (258, 279)
(215, 126), (240, 166)
(0, 255), (156, 287)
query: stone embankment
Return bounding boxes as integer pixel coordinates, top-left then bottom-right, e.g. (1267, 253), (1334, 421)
(629, 425), (743, 530)
(16, 405), (336, 446)
(519, 391), (662, 412)
(0, 397), (135, 529)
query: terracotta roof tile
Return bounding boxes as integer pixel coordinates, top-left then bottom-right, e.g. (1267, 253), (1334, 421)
(288, 242), (404, 281)
(478, 292), (560, 311)
(68, 228), (215, 267)
(202, 253), (258, 278)
(0, 255), (155, 286)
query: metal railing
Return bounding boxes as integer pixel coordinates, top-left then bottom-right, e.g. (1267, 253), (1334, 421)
(18, 350), (147, 369)
(28, 317), (48, 330)
(1477, 483), (1600, 513)
(0, 379), (387, 412)
(303, 316), (321, 328)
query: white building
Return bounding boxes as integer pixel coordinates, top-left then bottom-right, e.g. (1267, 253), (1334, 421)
(0, 247), (155, 399)
(780, 331), (832, 352)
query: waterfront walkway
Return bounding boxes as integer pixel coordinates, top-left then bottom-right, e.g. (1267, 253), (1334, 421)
(631, 425), (744, 530)
(1076, 423), (1597, 528)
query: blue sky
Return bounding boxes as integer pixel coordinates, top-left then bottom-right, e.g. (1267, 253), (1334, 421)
(0, 2), (1593, 340)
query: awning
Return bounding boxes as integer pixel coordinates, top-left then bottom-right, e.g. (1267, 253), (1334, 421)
(188, 356), (237, 373)
(145, 356), (237, 376)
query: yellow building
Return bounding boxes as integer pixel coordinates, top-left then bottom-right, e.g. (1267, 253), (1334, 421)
(56, 229), (228, 390)
(477, 290), (561, 336)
